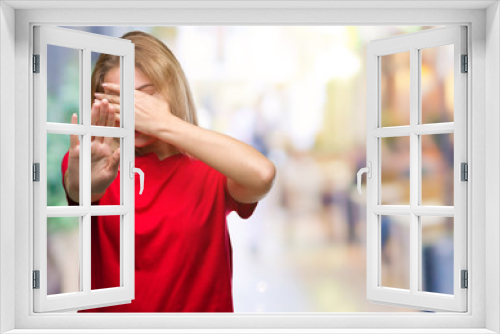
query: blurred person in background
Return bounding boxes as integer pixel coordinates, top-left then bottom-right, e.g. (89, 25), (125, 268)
(61, 31), (276, 312)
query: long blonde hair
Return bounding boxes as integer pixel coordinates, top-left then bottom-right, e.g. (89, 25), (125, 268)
(91, 30), (198, 126)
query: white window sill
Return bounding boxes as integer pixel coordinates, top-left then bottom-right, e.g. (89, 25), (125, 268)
(4, 329), (497, 334)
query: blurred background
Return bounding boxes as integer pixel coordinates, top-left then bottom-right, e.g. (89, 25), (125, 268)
(46, 25), (454, 312)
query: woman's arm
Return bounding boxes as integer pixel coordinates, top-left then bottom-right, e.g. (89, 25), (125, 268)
(157, 116), (276, 204)
(98, 83), (276, 204)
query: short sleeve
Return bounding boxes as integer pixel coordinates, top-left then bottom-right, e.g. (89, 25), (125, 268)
(222, 174), (258, 219)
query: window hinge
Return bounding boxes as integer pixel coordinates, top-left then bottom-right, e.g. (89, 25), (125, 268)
(461, 54), (468, 73)
(33, 270), (40, 289)
(33, 54), (40, 73)
(33, 163), (40, 182)
(461, 270), (468, 289)
(461, 162), (468, 181)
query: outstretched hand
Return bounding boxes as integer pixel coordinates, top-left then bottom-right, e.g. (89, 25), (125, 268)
(64, 99), (121, 202)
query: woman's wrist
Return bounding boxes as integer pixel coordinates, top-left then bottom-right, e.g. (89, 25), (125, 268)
(64, 170), (106, 203)
(64, 171), (79, 203)
(154, 114), (186, 146)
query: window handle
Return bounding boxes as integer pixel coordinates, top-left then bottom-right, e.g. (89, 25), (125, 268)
(129, 162), (144, 195)
(357, 162), (371, 195)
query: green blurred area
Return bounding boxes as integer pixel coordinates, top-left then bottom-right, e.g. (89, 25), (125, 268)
(47, 216), (79, 234)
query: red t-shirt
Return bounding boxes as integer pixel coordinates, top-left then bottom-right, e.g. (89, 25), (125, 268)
(61, 151), (258, 312)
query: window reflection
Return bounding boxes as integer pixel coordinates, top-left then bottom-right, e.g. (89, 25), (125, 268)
(421, 216), (454, 294)
(381, 52), (410, 127)
(421, 134), (454, 206)
(380, 215), (410, 290)
(47, 217), (80, 295)
(421, 45), (454, 124)
(381, 136), (410, 205)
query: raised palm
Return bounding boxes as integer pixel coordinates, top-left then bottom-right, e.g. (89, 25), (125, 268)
(65, 99), (120, 202)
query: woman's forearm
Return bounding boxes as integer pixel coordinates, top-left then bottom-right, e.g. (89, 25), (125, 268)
(156, 116), (276, 203)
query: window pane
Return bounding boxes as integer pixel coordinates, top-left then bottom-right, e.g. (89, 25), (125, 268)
(421, 216), (454, 294)
(381, 136), (410, 205)
(91, 215), (121, 290)
(381, 52), (410, 127)
(91, 51), (121, 128)
(47, 133), (81, 206)
(47, 217), (81, 295)
(380, 215), (409, 290)
(421, 44), (454, 124)
(421, 133), (454, 206)
(47, 44), (80, 124)
(90, 137), (121, 206)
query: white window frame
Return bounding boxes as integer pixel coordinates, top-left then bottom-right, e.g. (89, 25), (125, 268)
(0, 2), (499, 333)
(32, 25), (136, 313)
(366, 26), (468, 312)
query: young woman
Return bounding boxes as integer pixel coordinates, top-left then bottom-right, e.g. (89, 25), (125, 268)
(62, 31), (276, 312)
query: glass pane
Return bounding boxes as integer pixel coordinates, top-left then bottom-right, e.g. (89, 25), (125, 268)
(90, 137), (121, 206)
(381, 51), (410, 127)
(47, 133), (81, 206)
(47, 217), (81, 295)
(380, 215), (410, 290)
(47, 44), (80, 124)
(421, 134), (454, 206)
(421, 44), (454, 124)
(381, 136), (410, 205)
(91, 51), (121, 128)
(421, 216), (454, 294)
(91, 215), (121, 290)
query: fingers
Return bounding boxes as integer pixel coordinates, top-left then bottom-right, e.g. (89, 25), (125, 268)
(71, 112), (79, 125)
(69, 113), (79, 150)
(109, 147), (121, 171)
(108, 102), (120, 114)
(107, 102), (120, 127)
(95, 92), (120, 105)
(95, 99), (111, 143)
(101, 83), (121, 93)
(98, 99), (109, 131)
(91, 99), (100, 126)
(94, 93), (120, 127)
(106, 103), (115, 127)
(103, 105), (115, 146)
(91, 100), (100, 141)
(90, 99), (107, 143)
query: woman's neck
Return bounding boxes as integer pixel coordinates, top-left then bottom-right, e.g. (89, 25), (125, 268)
(135, 142), (181, 161)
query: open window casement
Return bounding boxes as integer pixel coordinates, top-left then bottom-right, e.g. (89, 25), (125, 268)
(33, 26), (138, 312)
(361, 26), (467, 312)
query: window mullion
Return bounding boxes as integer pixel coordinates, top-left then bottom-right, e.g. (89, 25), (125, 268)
(413, 123), (454, 135)
(82, 213), (91, 293)
(45, 205), (128, 217)
(78, 41), (84, 297)
(409, 47), (419, 295)
(81, 47), (92, 294)
(412, 206), (454, 217)
(89, 126), (128, 138)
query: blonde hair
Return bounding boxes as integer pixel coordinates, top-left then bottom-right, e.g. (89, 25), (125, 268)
(91, 30), (198, 126)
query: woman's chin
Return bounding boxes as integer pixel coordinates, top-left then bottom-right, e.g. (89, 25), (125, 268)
(134, 135), (156, 148)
